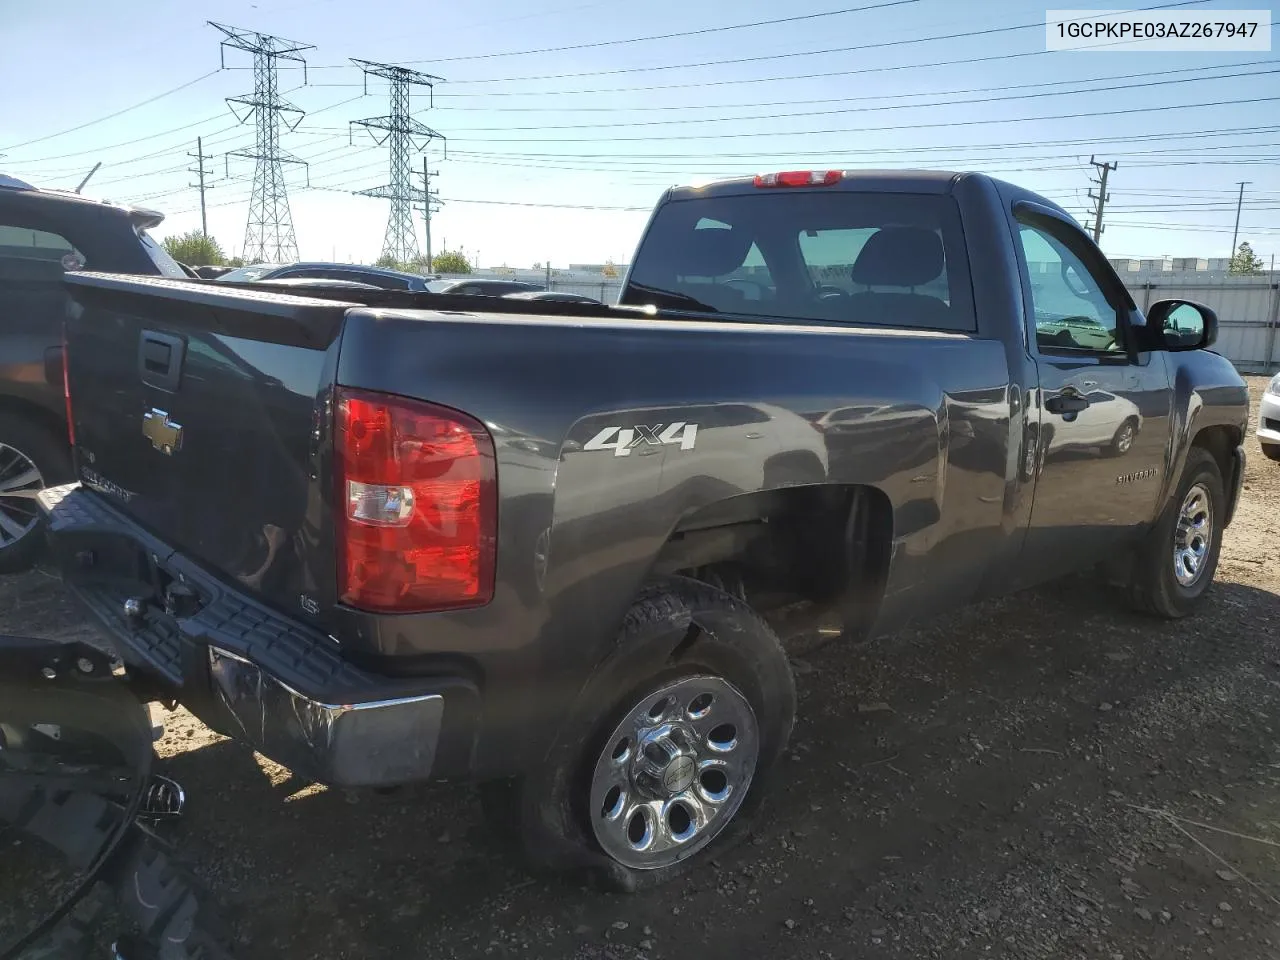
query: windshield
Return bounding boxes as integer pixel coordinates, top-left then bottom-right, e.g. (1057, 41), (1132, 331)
(217, 264), (279, 282)
(136, 229), (187, 279)
(621, 190), (975, 332)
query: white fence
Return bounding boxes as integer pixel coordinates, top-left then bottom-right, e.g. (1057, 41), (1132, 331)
(453, 270), (1280, 374)
(1121, 274), (1280, 373)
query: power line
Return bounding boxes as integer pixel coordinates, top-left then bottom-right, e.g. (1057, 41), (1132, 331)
(212, 21), (315, 263)
(0, 70), (225, 152)
(445, 95), (1280, 144)
(426, 66), (1280, 133)
(421, 59), (1280, 111)
(448, 124), (1280, 160)
(418, 0), (920, 63)
(432, 0), (1216, 85)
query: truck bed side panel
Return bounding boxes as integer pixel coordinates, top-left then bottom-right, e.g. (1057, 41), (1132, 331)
(335, 309), (1011, 774)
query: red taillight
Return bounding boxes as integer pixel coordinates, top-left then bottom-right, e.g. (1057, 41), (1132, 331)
(60, 329), (75, 448)
(334, 388), (496, 613)
(753, 170), (843, 188)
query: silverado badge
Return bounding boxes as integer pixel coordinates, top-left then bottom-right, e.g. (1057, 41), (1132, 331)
(142, 408), (183, 456)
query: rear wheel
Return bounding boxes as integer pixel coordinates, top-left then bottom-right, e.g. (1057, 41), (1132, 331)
(486, 578), (795, 891)
(0, 415), (70, 574)
(1261, 441), (1280, 463)
(1127, 447), (1224, 618)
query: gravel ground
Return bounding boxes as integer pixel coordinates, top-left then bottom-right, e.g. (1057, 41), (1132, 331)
(3, 375), (1279, 960)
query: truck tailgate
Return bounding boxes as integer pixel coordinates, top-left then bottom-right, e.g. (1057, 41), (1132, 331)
(62, 273), (351, 615)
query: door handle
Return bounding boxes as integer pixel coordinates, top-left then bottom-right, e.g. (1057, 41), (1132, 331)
(138, 330), (185, 393)
(1045, 392), (1090, 415)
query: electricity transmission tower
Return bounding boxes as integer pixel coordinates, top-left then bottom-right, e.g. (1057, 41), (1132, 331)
(1085, 156), (1117, 243)
(210, 22), (313, 264)
(350, 59), (445, 265)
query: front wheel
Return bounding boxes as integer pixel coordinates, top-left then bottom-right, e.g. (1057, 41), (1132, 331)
(1261, 441), (1280, 463)
(1127, 447), (1224, 618)
(485, 578), (796, 891)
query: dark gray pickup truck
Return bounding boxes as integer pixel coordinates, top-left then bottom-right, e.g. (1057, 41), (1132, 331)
(38, 169), (1248, 890)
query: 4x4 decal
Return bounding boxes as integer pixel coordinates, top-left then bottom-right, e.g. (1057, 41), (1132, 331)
(583, 422), (699, 457)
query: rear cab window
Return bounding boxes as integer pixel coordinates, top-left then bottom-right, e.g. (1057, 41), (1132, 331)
(622, 189), (975, 332)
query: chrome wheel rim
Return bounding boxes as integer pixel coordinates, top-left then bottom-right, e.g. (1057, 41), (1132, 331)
(589, 675), (759, 871)
(0, 443), (44, 549)
(1172, 482), (1213, 587)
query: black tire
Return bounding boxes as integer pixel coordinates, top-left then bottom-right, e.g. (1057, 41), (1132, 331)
(1261, 441), (1280, 463)
(485, 577), (796, 892)
(0, 414), (71, 574)
(1109, 417), (1139, 458)
(1127, 447), (1224, 618)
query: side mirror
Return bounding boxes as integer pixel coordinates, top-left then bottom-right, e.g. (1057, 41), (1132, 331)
(1144, 299), (1217, 351)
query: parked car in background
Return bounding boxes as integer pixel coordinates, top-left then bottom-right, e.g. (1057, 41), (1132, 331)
(1258, 373), (1280, 462)
(428, 277), (544, 297)
(250, 277), (381, 292)
(216, 261), (433, 291)
(504, 290), (603, 304)
(193, 265), (231, 279)
(0, 174), (184, 571)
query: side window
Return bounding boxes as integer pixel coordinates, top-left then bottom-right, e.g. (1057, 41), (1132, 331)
(358, 273), (410, 290)
(1017, 222), (1122, 353)
(0, 223), (86, 281)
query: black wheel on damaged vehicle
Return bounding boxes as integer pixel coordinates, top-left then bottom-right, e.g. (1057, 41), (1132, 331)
(1261, 441), (1280, 463)
(482, 577), (796, 891)
(0, 414), (71, 573)
(1127, 447), (1225, 618)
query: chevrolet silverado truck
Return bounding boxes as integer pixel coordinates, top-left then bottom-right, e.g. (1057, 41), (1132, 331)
(36, 169), (1248, 890)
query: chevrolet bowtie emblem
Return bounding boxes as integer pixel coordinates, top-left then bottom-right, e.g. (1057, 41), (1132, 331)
(142, 408), (183, 456)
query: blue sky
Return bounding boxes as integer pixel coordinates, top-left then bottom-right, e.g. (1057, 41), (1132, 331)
(2, 0), (1277, 267)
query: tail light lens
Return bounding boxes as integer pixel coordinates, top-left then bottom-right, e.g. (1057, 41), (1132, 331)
(334, 388), (496, 613)
(60, 329), (74, 448)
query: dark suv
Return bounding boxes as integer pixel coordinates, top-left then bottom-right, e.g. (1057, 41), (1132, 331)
(0, 175), (185, 570)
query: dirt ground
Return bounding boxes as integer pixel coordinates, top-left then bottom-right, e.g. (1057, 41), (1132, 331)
(3, 376), (1279, 960)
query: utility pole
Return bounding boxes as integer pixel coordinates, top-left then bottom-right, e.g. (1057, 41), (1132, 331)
(1086, 156), (1117, 243)
(211, 22), (313, 264)
(188, 136), (216, 237)
(1230, 181), (1251, 259)
(416, 155), (441, 270)
(350, 59), (446, 266)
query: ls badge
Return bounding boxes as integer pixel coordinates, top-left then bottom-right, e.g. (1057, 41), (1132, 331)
(143, 408), (183, 456)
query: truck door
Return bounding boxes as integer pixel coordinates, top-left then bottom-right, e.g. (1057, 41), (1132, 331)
(1012, 206), (1171, 585)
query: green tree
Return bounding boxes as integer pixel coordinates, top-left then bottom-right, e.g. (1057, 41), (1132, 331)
(431, 250), (471, 274)
(163, 230), (226, 266)
(374, 253), (405, 270)
(225, 256), (245, 268)
(1228, 240), (1265, 275)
